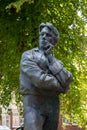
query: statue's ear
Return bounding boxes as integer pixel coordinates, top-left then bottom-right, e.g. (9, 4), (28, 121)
(39, 23), (45, 33)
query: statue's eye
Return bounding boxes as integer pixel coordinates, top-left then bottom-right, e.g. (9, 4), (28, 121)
(40, 32), (52, 37)
(46, 33), (51, 37)
(41, 33), (44, 36)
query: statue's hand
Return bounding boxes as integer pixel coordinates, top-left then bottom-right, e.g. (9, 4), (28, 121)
(47, 54), (54, 64)
(44, 43), (54, 56)
(33, 51), (49, 71)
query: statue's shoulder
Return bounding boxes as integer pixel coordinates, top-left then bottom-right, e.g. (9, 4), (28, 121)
(22, 47), (38, 59)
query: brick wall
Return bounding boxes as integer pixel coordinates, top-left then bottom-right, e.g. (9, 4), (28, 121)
(65, 126), (84, 130)
(0, 120), (2, 125)
(1, 106), (84, 130)
(58, 117), (84, 130)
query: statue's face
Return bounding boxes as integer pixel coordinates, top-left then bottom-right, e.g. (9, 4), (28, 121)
(39, 27), (55, 50)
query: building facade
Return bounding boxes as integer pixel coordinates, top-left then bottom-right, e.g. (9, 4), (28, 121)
(0, 105), (84, 130)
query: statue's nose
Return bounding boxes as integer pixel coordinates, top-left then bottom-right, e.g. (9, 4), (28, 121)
(42, 34), (46, 39)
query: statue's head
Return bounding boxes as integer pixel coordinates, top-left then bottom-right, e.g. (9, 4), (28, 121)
(39, 22), (59, 50)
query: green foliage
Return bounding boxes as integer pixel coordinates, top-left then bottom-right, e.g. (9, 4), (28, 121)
(6, 0), (34, 12)
(0, 0), (87, 129)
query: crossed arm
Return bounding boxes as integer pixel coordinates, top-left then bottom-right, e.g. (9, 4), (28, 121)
(21, 52), (64, 93)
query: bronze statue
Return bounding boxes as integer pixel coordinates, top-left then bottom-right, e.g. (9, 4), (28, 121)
(20, 22), (73, 130)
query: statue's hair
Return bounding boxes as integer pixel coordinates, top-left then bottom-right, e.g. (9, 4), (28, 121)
(39, 22), (59, 44)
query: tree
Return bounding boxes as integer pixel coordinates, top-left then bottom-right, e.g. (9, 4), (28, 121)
(0, 0), (87, 129)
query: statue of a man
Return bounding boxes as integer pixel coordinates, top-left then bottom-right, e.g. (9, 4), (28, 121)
(20, 22), (73, 130)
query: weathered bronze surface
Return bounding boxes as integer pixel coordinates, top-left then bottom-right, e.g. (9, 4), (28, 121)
(20, 22), (73, 130)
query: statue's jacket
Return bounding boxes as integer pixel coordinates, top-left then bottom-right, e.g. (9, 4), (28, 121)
(20, 47), (72, 97)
